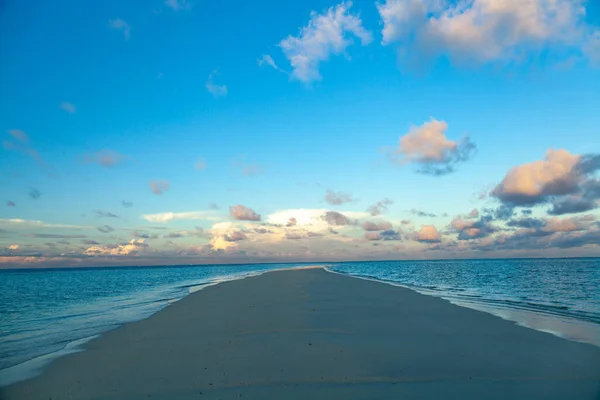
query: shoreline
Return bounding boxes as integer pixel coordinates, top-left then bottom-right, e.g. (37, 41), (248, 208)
(3, 267), (600, 399)
(324, 267), (600, 348)
(0, 265), (325, 387)
(2, 264), (598, 388)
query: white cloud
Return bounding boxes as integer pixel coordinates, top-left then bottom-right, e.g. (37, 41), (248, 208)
(8, 244), (19, 250)
(109, 18), (131, 40)
(278, 1), (372, 83)
(0, 219), (90, 229)
(142, 211), (220, 223)
(60, 102), (76, 113)
(206, 71), (227, 97)
(165, 0), (191, 11)
(257, 54), (283, 72)
(84, 239), (147, 256)
(377, 0), (598, 66)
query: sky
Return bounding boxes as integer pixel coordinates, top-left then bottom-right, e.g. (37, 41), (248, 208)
(1, 0), (600, 268)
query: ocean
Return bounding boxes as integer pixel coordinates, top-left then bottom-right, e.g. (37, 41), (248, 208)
(1, 258), (599, 386)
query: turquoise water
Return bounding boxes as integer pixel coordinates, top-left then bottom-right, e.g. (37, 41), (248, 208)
(1, 258), (599, 385)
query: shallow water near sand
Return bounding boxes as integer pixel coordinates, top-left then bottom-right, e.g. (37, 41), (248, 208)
(1, 258), (599, 386)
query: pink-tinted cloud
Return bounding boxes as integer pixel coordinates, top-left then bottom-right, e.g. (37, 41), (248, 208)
(149, 180), (170, 195)
(85, 150), (127, 168)
(367, 198), (394, 216)
(415, 224), (441, 243)
(392, 118), (476, 175)
(363, 220), (393, 231)
(324, 189), (354, 205)
(229, 204), (261, 221)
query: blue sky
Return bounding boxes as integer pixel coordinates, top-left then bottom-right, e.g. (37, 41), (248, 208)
(1, 0), (600, 267)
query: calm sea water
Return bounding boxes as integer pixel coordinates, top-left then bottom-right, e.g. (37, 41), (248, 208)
(1, 258), (599, 385)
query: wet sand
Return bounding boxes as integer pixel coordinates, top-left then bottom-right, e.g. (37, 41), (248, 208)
(3, 268), (600, 399)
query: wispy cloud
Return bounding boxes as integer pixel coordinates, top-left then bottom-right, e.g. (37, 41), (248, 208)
(257, 54), (286, 74)
(6, 201), (16, 207)
(97, 225), (115, 233)
(3, 130), (47, 167)
(109, 18), (131, 40)
(85, 150), (127, 168)
(410, 209), (437, 218)
(60, 102), (76, 113)
(367, 198), (393, 216)
(95, 210), (119, 218)
(324, 189), (354, 205)
(278, 1), (372, 83)
(206, 71), (227, 97)
(149, 180), (170, 195)
(142, 211), (220, 223)
(165, 0), (191, 11)
(122, 201), (133, 208)
(29, 189), (41, 200)
(195, 157), (206, 170)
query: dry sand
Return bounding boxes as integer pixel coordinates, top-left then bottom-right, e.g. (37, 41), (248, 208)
(2, 268), (600, 399)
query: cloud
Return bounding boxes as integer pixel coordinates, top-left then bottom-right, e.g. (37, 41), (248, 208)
(85, 150), (127, 168)
(391, 118), (476, 175)
(122, 201), (133, 208)
(224, 231), (247, 242)
(363, 220), (393, 231)
(466, 208), (479, 219)
(208, 203), (220, 210)
(233, 157), (262, 176)
(6, 201), (16, 207)
(450, 215), (497, 240)
(278, 1), (372, 83)
(83, 240), (99, 245)
(206, 71), (227, 97)
(195, 157), (206, 170)
(0, 218), (89, 230)
(8, 244), (19, 250)
(414, 224), (441, 243)
(367, 198), (393, 216)
(142, 211), (219, 223)
(95, 210), (119, 218)
(84, 239), (147, 256)
(324, 189), (354, 205)
(410, 209), (437, 218)
(506, 217), (546, 229)
(165, 0), (191, 11)
(4, 130), (46, 167)
(286, 217), (297, 227)
(376, 0), (599, 68)
(97, 225), (115, 233)
(109, 18), (131, 40)
(165, 232), (184, 239)
(149, 180), (170, 195)
(27, 233), (87, 239)
(492, 150), (600, 214)
(257, 54), (285, 73)
(321, 211), (350, 226)
(29, 189), (41, 200)
(8, 129), (29, 143)
(365, 229), (402, 241)
(60, 102), (76, 113)
(229, 205), (261, 221)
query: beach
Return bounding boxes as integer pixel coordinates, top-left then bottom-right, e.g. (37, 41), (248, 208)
(3, 267), (600, 400)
